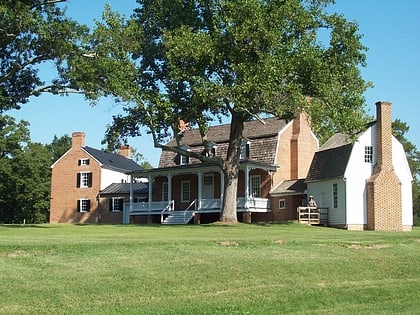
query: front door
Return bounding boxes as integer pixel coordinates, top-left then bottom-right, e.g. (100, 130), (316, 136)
(202, 174), (214, 199)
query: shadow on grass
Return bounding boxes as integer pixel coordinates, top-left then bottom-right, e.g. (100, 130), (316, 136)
(0, 224), (52, 228)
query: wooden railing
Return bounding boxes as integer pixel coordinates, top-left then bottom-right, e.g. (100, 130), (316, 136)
(297, 206), (328, 225)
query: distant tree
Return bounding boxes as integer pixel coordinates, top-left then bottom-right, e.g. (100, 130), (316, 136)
(0, 0), (87, 112)
(47, 134), (72, 163)
(392, 119), (420, 216)
(66, 0), (370, 223)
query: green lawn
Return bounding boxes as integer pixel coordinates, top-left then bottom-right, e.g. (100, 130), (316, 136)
(1, 223), (419, 314)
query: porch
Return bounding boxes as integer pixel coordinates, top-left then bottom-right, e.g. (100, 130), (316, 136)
(123, 197), (271, 224)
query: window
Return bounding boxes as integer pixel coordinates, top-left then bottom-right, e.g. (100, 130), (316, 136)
(364, 146), (373, 163)
(181, 181), (191, 202)
(240, 139), (250, 159)
(78, 158), (90, 166)
(162, 182), (168, 201)
(333, 183), (338, 209)
(279, 199), (286, 209)
(77, 199), (90, 212)
(180, 154), (189, 165)
(110, 197), (124, 212)
(77, 172), (92, 188)
(250, 175), (261, 197)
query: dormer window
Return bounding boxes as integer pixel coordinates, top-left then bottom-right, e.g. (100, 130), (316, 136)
(240, 139), (250, 159)
(202, 141), (216, 157)
(176, 145), (190, 165)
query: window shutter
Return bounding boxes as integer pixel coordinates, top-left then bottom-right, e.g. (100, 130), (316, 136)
(175, 154), (181, 165)
(78, 159), (81, 166)
(77, 200), (80, 212)
(86, 200), (91, 212)
(246, 143), (250, 158)
(76, 173), (81, 188)
(87, 173), (92, 187)
(109, 198), (113, 212)
(85, 159), (90, 165)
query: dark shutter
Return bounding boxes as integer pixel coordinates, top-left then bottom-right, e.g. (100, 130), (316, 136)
(175, 154), (181, 165)
(246, 143), (250, 158)
(78, 159), (81, 166)
(77, 200), (80, 212)
(76, 173), (81, 188)
(87, 173), (92, 187)
(86, 200), (91, 212)
(109, 198), (113, 212)
(85, 159), (90, 165)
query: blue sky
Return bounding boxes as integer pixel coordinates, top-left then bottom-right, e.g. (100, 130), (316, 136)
(9, 0), (420, 167)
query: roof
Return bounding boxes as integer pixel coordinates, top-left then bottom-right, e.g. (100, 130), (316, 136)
(159, 117), (289, 168)
(83, 146), (142, 173)
(270, 179), (307, 196)
(100, 182), (148, 195)
(306, 143), (353, 181)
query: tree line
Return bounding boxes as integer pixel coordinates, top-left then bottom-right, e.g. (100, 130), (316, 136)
(0, 0), (419, 223)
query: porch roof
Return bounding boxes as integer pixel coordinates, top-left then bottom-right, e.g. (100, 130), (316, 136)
(130, 160), (277, 178)
(270, 179), (306, 196)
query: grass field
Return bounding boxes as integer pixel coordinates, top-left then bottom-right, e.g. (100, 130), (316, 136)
(1, 223), (419, 314)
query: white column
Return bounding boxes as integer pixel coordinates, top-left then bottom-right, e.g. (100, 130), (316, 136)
(244, 166), (250, 209)
(197, 171), (203, 210)
(148, 174), (152, 210)
(167, 174), (173, 205)
(219, 170), (224, 210)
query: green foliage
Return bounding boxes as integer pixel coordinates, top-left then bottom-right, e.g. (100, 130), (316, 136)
(0, 115), (71, 223)
(392, 119), (420, 215)
(0, 0), (87, 112)
(0, 224), (419, 314)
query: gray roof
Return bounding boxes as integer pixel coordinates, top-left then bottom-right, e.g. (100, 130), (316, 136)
(159, 117), (288, 168)
(306, 143), (353, 181)
(100, 182), (148, 195)
(270, 179), (307, 196)
(83, 146), (142, 173)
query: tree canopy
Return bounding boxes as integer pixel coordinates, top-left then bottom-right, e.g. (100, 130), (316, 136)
(0, 0), (87, 112)
(66, 0), (371, 223)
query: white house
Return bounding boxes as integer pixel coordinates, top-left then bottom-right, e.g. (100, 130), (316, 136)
(306, 101), (413, 231)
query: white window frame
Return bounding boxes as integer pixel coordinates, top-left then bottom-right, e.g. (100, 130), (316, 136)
(162, 182), (168, 201)
(250, 175), (261, 198)
(364, 146), (373, 163)
(79, 172), (91, 188)
(111, 197), (124, 212)
(279, 199), (286, 209)
(181, 180), (191, 203)
(78, 199), (90, 213)
(333, 183), (338, 209)
(240, 139), (250, 159)
(79, 158), (89, 166)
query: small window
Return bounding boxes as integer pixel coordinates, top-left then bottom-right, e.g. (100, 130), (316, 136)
(180, 154), (189, 165)
(181, 181), (191, 202)
(333, 183), (338, 209)
(364, 146), (373, 163)
(110, 197), (124, 212)
(279, 199), (286, 209)
(250, 175), (261, 198)
(78, 158), (90, 166)
(77, 172), (92, 188)
(240, 139), (250, 159)
(162, 182), (168, 201)
(77, 199), (90, 212)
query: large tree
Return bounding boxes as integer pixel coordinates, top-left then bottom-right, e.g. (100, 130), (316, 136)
(0, 0), (87, 112)
(67, 0), (370, 223)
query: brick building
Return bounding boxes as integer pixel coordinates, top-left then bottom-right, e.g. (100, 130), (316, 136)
(50, 132), (143, 223)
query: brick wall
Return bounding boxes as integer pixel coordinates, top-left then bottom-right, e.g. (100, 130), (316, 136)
(366, 102), (403, 231)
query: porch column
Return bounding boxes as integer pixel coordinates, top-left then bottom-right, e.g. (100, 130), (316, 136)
(244, 165), (250, 208)
(148, 174), (153, 210)
(124, 175), (134, 224)
(167, 174), (173, 206)
(197, 171), (203, 210)
(219, 170), (224, 210)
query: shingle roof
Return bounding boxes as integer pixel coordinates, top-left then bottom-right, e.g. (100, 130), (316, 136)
(306, 144), (353, 181)
(83, 146), (142, 173)
(159, 117), (289, 168)
(270, 179), (307, 196)
(100, 182), (148, 195)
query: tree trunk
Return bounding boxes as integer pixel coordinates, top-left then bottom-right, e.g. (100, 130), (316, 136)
(219, 113), (245, 223)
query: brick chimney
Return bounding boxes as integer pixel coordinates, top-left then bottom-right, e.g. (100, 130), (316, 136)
(72, 132), (85, 149)
(118, 145), (132, 159)
(366, 101), (402, 231)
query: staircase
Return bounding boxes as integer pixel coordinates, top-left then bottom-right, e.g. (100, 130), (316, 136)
(162, 211), (195, 225)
